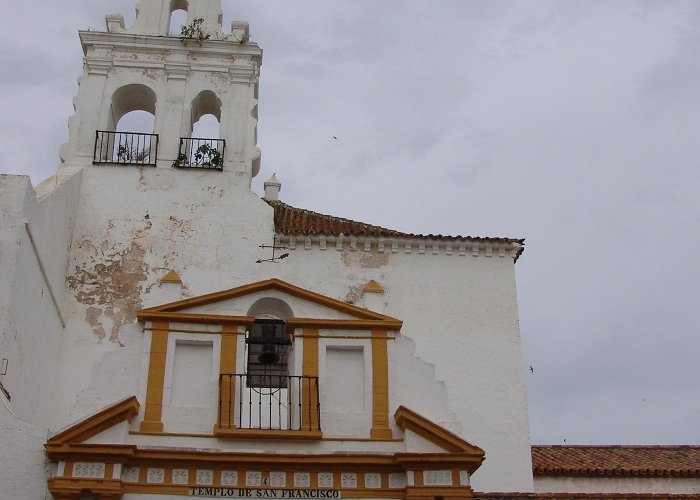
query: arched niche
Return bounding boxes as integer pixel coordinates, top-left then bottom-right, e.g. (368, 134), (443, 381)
(246, 297), (294, 321)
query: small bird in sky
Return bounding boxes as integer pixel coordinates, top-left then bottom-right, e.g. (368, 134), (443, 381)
(563, 438), (567, 443)
(529, 365), (534, 373)
(332, 136), (338, 139)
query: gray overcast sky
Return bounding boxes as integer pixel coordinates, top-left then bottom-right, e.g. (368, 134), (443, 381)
(1, 1), (699, 445)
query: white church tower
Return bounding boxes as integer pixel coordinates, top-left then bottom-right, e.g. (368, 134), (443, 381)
(0, 2), (540, 498)
(60, 0), (262, 180)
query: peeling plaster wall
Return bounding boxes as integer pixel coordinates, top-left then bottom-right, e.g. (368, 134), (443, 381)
(54, 165), (276, 423)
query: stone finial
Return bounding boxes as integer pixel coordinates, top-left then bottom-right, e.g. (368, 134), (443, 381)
(160, 270), (183, 303)
(231, 21), (250, 43)
(363, 280), (385, 294)
(361, 280), (385, 312)
(160, 270), (182, 283)
(264, 174), (282, 201)
(105, 14), (125, 33)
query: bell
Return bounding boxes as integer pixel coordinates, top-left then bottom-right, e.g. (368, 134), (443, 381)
(258, 342), (280, 365)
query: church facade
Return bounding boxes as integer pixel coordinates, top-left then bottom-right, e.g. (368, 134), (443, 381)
(0, 1), (697, 499)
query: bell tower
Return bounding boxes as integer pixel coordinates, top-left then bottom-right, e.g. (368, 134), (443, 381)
(60, 0), (262, 180)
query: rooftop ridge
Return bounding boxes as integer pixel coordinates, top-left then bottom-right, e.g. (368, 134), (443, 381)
(266, 199), (525, 244)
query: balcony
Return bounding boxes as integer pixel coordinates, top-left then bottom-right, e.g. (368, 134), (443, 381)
(174, 137), (225, 170)
(215, 374), (321, 439)
(93, 130), (158, 166)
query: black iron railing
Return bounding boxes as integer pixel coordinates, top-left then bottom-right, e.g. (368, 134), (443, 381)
(175, 137), (225, 170)
(93, 131), (158, 166)
(218, 374), (320, 431)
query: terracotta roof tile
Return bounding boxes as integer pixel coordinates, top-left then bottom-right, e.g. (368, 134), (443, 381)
(532, 445), (700, 478)
(266, 201), (525, 256)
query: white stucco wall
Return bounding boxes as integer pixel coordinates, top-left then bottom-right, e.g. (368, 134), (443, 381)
(535, 475), (700, 494)
(0, 170), (82, 500)
(0, 401), (49, 500)
(267, 241), (532, 492)
(0, 171), (82, 424)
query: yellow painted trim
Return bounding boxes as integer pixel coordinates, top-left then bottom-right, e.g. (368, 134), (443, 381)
(46, 444), (136, 462)
(104, 462), (114, 480)
(414, 470), (424, 487)
(120, 484), (405, 498)
(129, 430), (213, 438)
(138, 311), (254, 325)
(47, 396), (139, 445)
(139, 312), (402, 331)
(217, 323), (238, 429)
(363, 279), (385, 294)
(160, 270), (182, 283)
(294, 333), (396, 340)
(370, 330), (392, 439)
(213, 427), (323, 440)
(287, 318), (401, 331)
(138, 278), (400, 322)
(451, 468), (461, 486)
(394, 453), (483, 474)
(128, 430), (401, 441)
(147, 326), (236, 335)
(140, 321), (168, 433)
(405, 485), (475, 500)
(302, 328), (320, 432)
(48, 477), (123, 498)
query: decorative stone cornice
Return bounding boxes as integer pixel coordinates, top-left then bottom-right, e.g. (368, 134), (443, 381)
(278, 234), (523, 260)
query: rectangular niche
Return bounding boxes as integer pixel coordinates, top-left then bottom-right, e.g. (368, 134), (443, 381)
(171, 340), (213, 408)
(325, 346), (365, 412)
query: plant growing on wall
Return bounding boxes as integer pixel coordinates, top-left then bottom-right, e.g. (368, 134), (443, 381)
(173, 144), (222, 168)
(116, 144), (150, 163)
(180, 17), (209, 45)
(193, 143), (222, 167)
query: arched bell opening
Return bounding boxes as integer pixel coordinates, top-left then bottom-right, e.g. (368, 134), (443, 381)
(168, 0), (189, 36)
(175, 90), (225, 169)
(94, 84), (158, 166)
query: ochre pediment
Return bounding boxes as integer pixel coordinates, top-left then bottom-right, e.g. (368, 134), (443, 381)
(138, 278), (402, 330)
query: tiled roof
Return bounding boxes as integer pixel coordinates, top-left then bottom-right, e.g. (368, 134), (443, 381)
(266, 200), (525, 250)
(475, 494), (700, 499)
(532, 445), (700, 478)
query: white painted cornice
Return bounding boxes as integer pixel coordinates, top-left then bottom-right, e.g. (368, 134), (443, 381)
(79, 31), (262, 63)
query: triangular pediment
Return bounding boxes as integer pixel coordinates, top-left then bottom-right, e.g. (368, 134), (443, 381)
(47, 396), (139, 446)
(138, 278), (402, 328)
(395, 406), (485, 455)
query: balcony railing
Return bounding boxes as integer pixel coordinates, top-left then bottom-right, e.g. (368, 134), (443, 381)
(93, 130), (158, 166)
(218, 374), (320, 433)
(175, 137), (225, 170)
